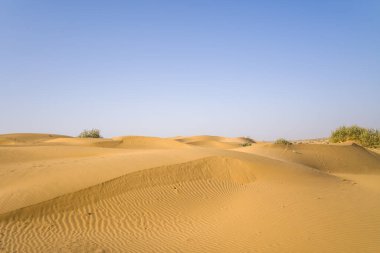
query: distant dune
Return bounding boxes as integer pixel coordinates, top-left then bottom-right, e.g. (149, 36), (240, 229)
(0, 133), (71, 145)
(1, 133), (380, 252)
(174, 135), (253, 149)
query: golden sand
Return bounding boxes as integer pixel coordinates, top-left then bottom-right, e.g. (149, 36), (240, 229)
(1, 133), (380, 252)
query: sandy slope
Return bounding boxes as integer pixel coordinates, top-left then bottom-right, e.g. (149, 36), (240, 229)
(235, 142), (380, 174)
(1, 134), (380, 252)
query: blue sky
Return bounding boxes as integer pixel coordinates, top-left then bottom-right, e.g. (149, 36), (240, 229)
(1, 0), (379, 140)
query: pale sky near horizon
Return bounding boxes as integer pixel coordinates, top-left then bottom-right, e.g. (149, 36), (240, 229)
(1, 1), (379, 140)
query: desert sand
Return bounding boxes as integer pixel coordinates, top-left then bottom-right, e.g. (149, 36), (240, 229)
(1, 133), (380, 253)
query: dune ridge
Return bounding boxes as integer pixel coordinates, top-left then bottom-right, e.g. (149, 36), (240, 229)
(0, 156), (255, 219)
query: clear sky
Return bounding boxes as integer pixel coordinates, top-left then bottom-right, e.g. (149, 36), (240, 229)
(1, 1), (379, 140)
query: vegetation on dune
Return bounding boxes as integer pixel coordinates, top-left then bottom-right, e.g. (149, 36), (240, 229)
(245, 137), (256, 143)
(274, 138), (293, 145)
(330, 125), (380, 148)
(78, 129), (102, 138)
(241, 137), (256, 147)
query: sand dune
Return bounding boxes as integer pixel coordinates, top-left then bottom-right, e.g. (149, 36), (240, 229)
(45, 137), (120, 147)
(236, 142), (380, 174)
(174, 135), (253, 149)
(46, 136), (192, 149)
(0, 133), (70, 146)
(114, 136), (191, 149)
(1, 134), (380, 252)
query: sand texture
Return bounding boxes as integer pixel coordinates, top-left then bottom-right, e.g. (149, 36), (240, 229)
(1, 134), (380, 252)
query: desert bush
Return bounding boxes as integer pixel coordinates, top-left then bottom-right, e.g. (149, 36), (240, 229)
(78, 129), (102, 138)
(330, 125), (364, 143)
(274, 138), (292, 145)
(241, 137), (255, 147)
(244, 137), (256, 144)
(330, 125), (380, 147)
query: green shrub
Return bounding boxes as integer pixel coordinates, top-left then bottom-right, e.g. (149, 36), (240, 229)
(78, 129), (102, 138)
(244, 137), (256, 143)
(330, 125), (380, 147)
(241, 137), (255, 147)
(274, 138), (292, 145)
(330, 125), (364, 143)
